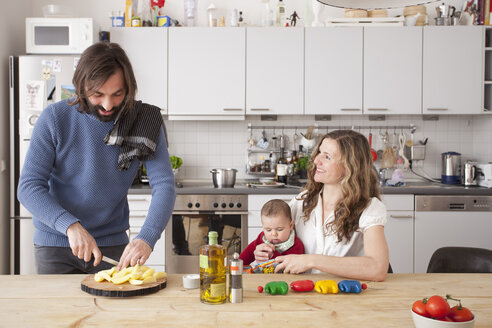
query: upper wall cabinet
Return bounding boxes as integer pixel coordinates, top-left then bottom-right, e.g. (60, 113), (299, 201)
(305, 27), (363, 115)
(111, 28), (168, 113)
(423, 26), (483, 114)
(168, 27), (246, 120)
(246, 28), (304, 115)
(364, 27), (422, 115)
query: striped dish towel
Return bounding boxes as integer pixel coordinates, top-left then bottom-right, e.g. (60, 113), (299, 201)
(104, 101), (164, 171)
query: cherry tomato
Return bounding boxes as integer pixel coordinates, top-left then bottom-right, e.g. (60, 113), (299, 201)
(426, 295), (451, 318)
(257, 286), (264, 293)
(412, 300), (429, 318)
(436, 317), (454, 322)
(449, 305), (474, 322)
(361, 283), (367, 290)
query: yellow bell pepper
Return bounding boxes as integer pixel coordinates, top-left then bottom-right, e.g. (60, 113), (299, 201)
(314, 280), (339, 294)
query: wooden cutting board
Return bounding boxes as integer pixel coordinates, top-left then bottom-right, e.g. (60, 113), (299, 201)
(81, 275), (167, 297)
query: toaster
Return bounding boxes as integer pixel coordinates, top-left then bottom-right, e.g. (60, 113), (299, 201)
(475, 163), (492, 188)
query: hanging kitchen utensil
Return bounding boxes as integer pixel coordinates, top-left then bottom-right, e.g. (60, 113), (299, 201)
(398, 132), (410, 169)
(256, 129), (269, 150)
(293, 128), (298, 151)
(381, 131), (396, 169)
(305, 125), (315, 140)
(369, 132), (377, 162)
(248, 129), (255, 149)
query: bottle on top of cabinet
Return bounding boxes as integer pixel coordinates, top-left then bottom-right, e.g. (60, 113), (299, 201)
(276, 0), (286, 26)
(276, 147), (288, 183)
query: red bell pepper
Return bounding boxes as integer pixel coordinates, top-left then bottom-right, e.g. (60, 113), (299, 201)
(290, 280), (315, 292)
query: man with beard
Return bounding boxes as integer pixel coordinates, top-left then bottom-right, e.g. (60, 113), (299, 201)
(17, 42), (176, 274)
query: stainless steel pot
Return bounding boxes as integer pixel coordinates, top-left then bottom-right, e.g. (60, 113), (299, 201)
(210, 168), (237, 188)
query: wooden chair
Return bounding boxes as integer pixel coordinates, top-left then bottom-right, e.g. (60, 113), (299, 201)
(427, 247), (492, 273)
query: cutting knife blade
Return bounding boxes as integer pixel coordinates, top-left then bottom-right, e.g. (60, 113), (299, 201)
(102, 256), (119, 266)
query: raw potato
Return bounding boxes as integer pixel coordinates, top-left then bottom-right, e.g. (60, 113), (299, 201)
(94, 264), (167, 286)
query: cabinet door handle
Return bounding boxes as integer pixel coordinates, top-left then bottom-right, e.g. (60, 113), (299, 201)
(130, 215), (147, 219)
(223, 108), (243, 111)
(367, 108), (388, 111)
(340, 108), (361, 112)
(389, 215), (413, 219)
(249, 108), (270, 111)
(426, 108), (448, 111)
(129, 198), (150, 202)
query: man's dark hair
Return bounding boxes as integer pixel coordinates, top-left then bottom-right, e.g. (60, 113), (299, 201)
(69, 41), (137, 116)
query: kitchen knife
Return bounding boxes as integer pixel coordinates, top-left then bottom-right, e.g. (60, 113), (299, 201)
(102, 256), (119, 266)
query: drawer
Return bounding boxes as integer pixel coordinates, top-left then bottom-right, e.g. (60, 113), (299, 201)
(129, 211), (147, 228)
(381, 194), (414, 211)
(128, 195), (152, 211)
(248, 227), (263, 244)
(129, 229), (165, 266)
(248, 210), (262, 227)
(248, 194), (296, 211)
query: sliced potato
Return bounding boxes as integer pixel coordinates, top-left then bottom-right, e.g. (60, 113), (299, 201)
(154, 271), (167, 280)
(129, 279), (144, 285)
(111, 274), (132, 285)
(142, 275), (157, 284)
(142, 268), (155, 279)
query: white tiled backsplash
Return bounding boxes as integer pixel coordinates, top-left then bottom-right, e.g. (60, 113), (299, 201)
(166, 115), (492, 180)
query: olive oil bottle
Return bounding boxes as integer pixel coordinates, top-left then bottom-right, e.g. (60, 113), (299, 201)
(199, 231), (227, 304)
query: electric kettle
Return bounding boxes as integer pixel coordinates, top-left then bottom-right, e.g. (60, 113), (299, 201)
(441, 152), (461, 184)
(463, 161), (478, 186)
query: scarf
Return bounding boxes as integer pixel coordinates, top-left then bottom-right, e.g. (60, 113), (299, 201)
(104, 101), (164, 171)
(262, 230), (296, 253)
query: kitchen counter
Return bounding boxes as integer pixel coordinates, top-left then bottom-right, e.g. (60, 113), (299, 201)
(0, 273), (491, 327)
(129, 180), (492, 196)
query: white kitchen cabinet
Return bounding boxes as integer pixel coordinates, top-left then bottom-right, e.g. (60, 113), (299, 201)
(305, 27), (363, 115)
(128, 195), (165, 271)
(168, 27), (245, 120)
(381, 195), (414, 274)
(247, 194), (297, 243)
(246, 28), (304, 115)
(364, 27), (422, 115)
(423, 26), (483, 114)
(110, 28), (168, 113)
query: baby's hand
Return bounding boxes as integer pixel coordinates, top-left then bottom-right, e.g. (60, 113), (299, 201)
(253, 243), (275, 263)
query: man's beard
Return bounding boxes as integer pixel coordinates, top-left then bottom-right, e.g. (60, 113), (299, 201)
(87, 101), (124, 122)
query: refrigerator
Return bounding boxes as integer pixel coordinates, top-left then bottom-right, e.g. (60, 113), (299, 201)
(9, 55), (80, 274)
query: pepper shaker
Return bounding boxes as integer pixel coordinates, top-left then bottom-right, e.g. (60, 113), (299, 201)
(229, 252), (243, 303)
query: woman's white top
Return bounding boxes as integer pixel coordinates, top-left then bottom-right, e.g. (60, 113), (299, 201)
(289, 191), (387, 273)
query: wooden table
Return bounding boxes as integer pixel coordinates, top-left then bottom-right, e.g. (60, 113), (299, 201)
(0, 273), (491, 327)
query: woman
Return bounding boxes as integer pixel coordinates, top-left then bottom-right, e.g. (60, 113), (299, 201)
(255, 130), (389, 281)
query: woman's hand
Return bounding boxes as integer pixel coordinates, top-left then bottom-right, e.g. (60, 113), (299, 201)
(66, 222), (102, 266)
(117, 239), (152, 271)
(254, 243), (275, 262)
(275, 254), (312, 274)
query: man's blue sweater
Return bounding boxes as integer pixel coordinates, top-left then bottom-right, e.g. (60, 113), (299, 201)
(17, 100), (176, 249)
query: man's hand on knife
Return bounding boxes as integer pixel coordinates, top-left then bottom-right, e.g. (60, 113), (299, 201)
(66, 222), (102, 266)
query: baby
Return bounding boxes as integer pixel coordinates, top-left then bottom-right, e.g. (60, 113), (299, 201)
(240, 199), (304, 271)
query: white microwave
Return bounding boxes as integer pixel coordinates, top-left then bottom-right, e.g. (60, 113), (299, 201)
(26, 17), (93, 54)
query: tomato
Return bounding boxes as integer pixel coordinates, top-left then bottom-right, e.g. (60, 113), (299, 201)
(257, 286), (264, 293)
(412, 300), (429, 317)
(426, 295), (451, 318)
(361, 283), (367, 290)
(436, 316), (453, 322)
(449, 305), (474, 322)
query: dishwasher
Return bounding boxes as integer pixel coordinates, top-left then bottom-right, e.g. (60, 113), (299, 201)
(414, 195), (492, 273)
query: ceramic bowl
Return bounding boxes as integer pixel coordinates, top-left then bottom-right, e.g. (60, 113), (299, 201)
(411, 311), (475, 328)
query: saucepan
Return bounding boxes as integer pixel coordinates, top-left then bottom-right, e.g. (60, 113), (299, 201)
(211, 168), (237, 188)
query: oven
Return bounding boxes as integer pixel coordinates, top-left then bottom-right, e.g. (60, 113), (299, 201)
(165, 194), (248, 274)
